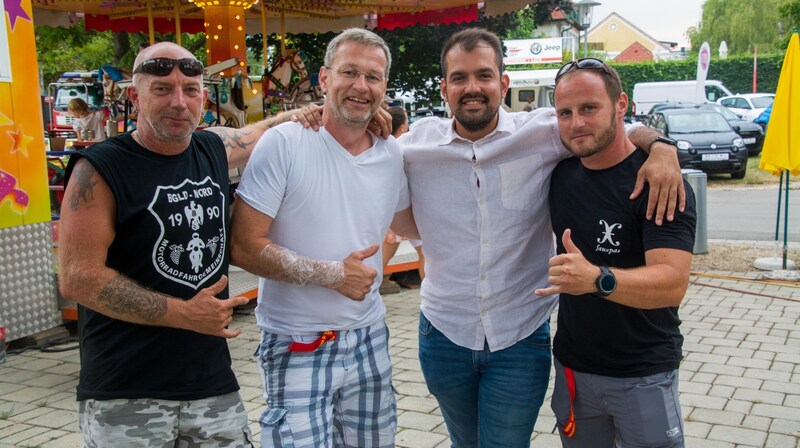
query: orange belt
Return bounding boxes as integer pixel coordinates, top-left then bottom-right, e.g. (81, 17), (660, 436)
(288, 331), (337, 352)
(562, 366), (577, 438)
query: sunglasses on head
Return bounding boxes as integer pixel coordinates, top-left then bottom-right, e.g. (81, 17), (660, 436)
(133, 57), (205, 77)
(555, 58), (614, 84)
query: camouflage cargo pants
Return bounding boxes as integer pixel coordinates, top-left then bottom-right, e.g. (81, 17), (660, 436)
(78, 391), (253, 447)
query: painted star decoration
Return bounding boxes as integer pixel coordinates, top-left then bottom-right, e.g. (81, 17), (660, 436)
(4, 0), (32, 31)
(7, 125), (33, 157)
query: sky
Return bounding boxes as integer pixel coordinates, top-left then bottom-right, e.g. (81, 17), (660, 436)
(589, 0), (705, 50)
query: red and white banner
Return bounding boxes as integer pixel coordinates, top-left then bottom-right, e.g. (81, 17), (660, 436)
(503, 38), (563, 66)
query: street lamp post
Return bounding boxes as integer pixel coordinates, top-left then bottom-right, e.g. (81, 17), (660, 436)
(573, 0), (601, 58)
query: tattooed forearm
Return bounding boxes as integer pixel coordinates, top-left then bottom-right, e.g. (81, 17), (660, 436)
(97, 275), (168, 322)
(69, 161), (98, 210)
(214, 126), (260, 152)
(208, 110), (296, 152)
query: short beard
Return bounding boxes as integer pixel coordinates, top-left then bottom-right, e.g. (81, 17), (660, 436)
(142, 112), (197, 143)
(329, 101), (376, 129)
(452, 94), (498, 133)
(564, 113), (618, 158)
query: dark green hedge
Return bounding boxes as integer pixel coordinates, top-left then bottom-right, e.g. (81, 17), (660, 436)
(610, 54), (784, 98)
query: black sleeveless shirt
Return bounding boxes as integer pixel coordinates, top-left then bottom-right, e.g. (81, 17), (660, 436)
(65, 131), (239, 401)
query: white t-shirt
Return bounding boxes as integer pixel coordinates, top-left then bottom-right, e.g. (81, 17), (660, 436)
(236, 122), (410, 335)
(72, 111), (106, 142)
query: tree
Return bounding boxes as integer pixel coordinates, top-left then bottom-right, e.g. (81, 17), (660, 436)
(687, 0), (783, 55)
(245, 0), (568, 106)
(778, 0), (800, 48)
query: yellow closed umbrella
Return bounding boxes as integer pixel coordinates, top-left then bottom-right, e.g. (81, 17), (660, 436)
(760, 33), (800, 175)
(758, 32), (800, 269)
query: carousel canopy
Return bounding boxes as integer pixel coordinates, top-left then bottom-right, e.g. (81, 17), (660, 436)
(31, 0), (538, 34)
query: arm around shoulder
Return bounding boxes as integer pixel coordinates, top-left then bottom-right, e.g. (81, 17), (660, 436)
(206, 110), (299, 169)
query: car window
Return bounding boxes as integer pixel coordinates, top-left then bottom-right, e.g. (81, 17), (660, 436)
(720, 98), (734, 107)
(751, 96), (774, 108)
(733, 98), (751, 109)
(649, 114), (667, 133)
(701, 104), (738, 120)
(706, 86), (726, 102)
(667, 112), (730, 133)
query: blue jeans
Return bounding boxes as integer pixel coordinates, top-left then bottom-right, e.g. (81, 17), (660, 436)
(418, 312), (552, 448)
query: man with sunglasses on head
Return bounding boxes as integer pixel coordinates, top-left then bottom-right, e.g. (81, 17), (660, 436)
(535, 59), (695, 448)
(59, 42), (297, 447)
(230, 29), (416, 448)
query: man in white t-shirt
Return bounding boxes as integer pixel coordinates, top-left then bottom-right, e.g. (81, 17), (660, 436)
(230, 28), (416, 448)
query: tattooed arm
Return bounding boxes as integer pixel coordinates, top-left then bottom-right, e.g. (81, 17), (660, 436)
(206, 110), (299, 169)
(58, 159), (248, 337)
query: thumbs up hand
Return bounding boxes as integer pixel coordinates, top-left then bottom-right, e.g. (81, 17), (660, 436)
(335, 244), (380, 301)
(534, 229), (601, 297)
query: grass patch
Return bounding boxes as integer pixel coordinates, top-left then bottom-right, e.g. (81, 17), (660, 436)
(706, 154), (788, 188)
(0, 408), (12, 420)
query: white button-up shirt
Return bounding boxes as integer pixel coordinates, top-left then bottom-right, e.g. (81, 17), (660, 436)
(400, 108), (571, 351)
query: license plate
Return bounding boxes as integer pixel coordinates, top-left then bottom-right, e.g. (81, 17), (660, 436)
(702, 153), (729, 161)
(744, 138), (756, 144)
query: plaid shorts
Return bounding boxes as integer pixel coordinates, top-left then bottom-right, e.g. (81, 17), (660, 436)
(254, 321), (397, 448)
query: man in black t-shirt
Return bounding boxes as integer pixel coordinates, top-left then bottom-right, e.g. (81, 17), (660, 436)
(60, 42), (295, 447)
(535, 59), (696, 448)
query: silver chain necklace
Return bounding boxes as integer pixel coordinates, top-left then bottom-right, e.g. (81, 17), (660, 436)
(133, 131), (156, 153)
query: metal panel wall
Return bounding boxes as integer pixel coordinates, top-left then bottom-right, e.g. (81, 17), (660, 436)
(0, 222), (60, 341)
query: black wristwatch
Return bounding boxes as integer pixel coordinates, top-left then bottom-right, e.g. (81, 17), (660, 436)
(648, 136), (678, 151)
(595, 266), (617, 297)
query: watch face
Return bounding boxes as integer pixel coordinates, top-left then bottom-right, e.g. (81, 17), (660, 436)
(600, 275), (616, 292)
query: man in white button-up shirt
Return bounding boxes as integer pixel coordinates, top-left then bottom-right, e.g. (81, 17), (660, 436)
(402, 29), (686, 447)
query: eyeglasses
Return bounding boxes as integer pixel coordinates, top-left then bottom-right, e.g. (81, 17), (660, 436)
(555, 58), (614, 84)
(326, 67), (385, 85)
(133, 57), (205, 77)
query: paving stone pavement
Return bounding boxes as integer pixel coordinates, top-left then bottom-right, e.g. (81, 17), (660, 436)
(0, 272), (798, 447)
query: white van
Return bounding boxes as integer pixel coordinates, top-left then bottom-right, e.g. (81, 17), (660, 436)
(632, 80), (733, 117)
(502, 69), (559, 112)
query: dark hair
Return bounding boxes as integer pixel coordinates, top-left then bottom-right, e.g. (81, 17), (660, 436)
(557, 60), (623, 103)
(440, 28), (504, 77)
(387, 106), (407, 136)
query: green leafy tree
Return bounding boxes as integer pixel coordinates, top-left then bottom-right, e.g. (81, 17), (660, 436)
(687, 0), (783, 55)
(778, 0), (800, 47)
(246, 0), (568, 106)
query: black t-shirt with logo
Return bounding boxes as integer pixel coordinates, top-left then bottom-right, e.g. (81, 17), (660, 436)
(549, 149), (697, 378)
(65, 131), (238, 401)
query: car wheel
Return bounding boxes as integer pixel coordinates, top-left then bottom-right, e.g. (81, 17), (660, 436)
(731, 164), (747, 180)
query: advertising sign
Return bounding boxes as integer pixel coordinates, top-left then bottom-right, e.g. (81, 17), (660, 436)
(0, 0), (50, 228)
(504, 38), (564, 65)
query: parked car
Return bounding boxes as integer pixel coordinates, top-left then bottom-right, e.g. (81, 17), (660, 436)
(649, 102), (765, 156)
(717, 93), (775, 121)
(631, 80), (732, 118)
(645, 108), (748, 179)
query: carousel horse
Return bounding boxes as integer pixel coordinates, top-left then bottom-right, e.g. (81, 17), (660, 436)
(263, 49), (324, 113)
(100, 65), (132, 121)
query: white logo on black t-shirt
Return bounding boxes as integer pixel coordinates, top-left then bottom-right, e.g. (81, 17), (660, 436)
(148, 177), (225, 288)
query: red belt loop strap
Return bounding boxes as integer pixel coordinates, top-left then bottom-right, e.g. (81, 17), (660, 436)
(288, 331), (337, 353)
(562, 366), (577, 438)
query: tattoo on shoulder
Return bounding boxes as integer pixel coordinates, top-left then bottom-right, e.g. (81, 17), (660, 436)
(98, 275), (168, 322)
(69, 161), (98, 211)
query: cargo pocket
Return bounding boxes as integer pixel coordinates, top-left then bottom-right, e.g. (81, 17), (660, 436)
(259, 408), (294, 448)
